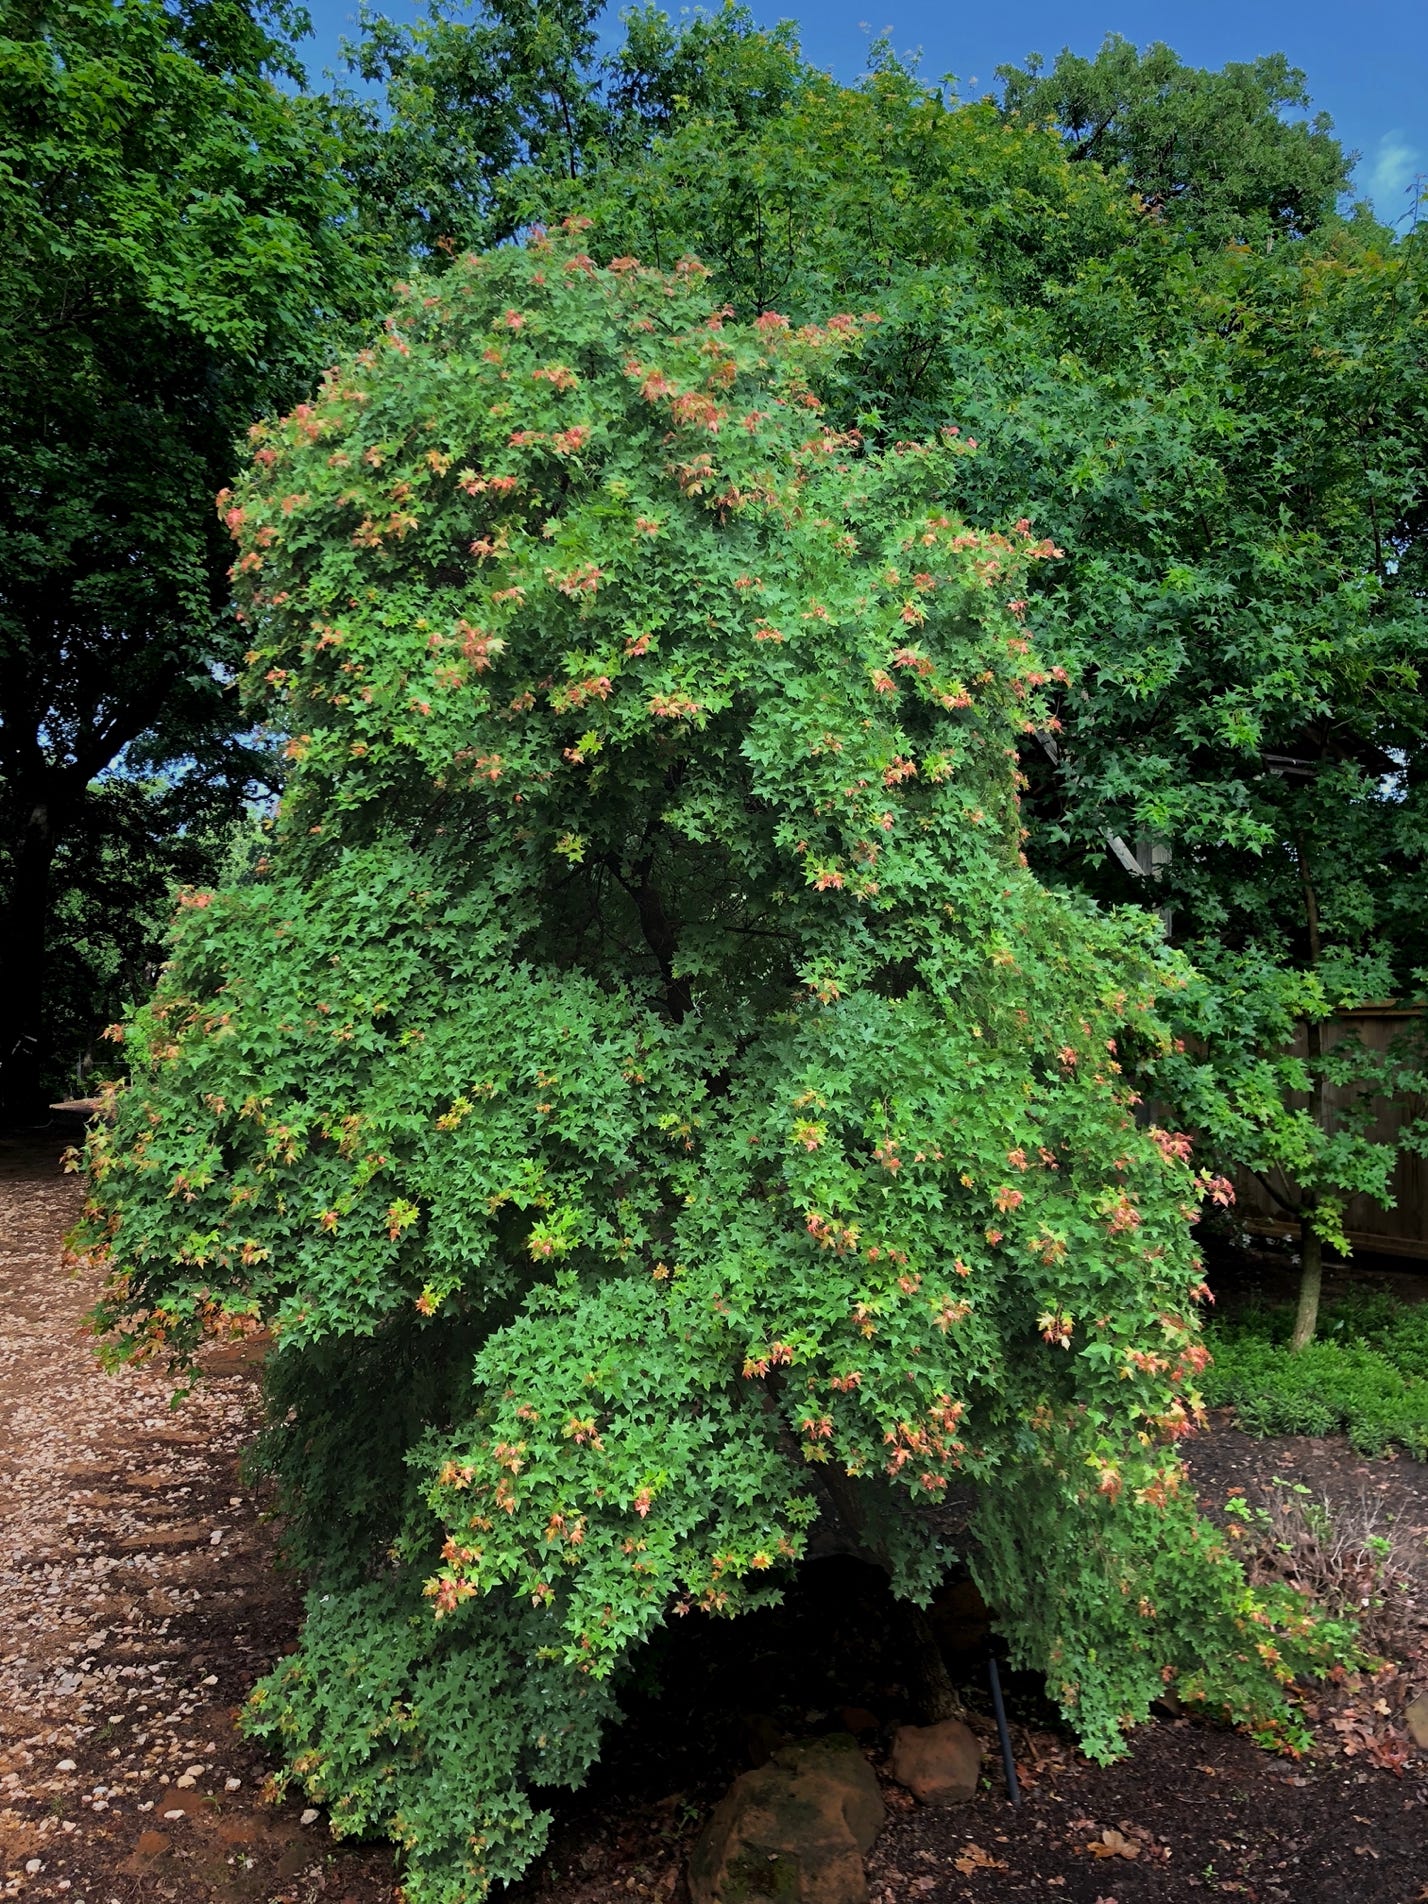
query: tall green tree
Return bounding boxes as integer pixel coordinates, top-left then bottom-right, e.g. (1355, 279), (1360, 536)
(335, 0), (611, 260)
(996, 34), (1351, 243)
(332, 0), (806, 263)
(0, 0), (368, 1111)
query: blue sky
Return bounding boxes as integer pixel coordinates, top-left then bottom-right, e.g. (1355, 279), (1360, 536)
(298, 0), (1426, 227)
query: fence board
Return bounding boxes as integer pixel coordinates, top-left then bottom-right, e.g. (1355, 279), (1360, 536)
(1231, 1008), (1428, 1259)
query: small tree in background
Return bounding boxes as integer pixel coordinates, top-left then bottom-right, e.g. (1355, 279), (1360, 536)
(1147, 949), (1428, 1354)
(79, 229), (1351, 1901)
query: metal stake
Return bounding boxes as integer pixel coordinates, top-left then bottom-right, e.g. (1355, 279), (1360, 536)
(986, 1654), (1021, 1807)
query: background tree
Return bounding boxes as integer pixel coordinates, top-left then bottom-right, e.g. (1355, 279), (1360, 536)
(334, 0), (610, 259)
(0, 0), (369, 1111)
(78, 230), (1346, 1903)
(995, 34), (1350, 243)
(335, 0), (804, 262)
(536, 46), (1428, 1338)
(8, 772), (263, 1096)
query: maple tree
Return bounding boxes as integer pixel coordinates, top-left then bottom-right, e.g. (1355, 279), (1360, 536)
(77, 228), (1351, 1901)
(17, 11), (1422, 1354)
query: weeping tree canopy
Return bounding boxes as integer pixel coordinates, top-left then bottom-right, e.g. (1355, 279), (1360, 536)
(78, 227), (1348, 1903)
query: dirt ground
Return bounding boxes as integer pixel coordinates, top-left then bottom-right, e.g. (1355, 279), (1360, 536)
(2, 1129), (1426, 1904)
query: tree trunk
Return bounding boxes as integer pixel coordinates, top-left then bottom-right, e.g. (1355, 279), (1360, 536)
(815, 1461), (963, 1721)
(1290, 835), (1328, 1351)
(903, 1602), (964, 1722)
(0, 793), (61, 1119)
(1290, 1220), (1323, 1354)
(1289, 1009), (1329, 1352)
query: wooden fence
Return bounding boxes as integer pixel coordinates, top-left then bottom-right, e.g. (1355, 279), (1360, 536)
(1232, 1007), (1428, 1260)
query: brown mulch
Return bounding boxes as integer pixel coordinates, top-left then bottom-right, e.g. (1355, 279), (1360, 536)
(2, 1130), (1426, 1904)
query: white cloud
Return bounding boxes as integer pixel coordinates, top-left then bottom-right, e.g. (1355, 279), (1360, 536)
(1365, 131), (1424, 222)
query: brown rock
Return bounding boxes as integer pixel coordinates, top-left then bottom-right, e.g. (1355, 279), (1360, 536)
(1407, 1689), (1428, 1750)
(689, 1733), (884, 1903)
(889, 1719), (982, 1806)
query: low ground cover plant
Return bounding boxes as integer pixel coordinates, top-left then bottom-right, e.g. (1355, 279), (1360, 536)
(1204, 1290), (1428, 1456)
(76, 228), (1353, 1903)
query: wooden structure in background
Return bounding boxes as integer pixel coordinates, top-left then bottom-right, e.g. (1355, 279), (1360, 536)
(1233, 1006), (1428, 1261)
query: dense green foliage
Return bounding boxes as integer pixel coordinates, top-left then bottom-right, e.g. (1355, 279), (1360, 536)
(77, 232), (1351, 1900)
(1204, 1291), (1428, 1456)
(336, 0), (805, 262)
(539, 54), (1426, 967)
(996, 34), (1350, 242)
(0, 0), (366, 1107)
(357, 36), (1428, 1333)
(29, 10), (1421, 1896)
(535, 51), (1428, 1329)
(14, 3), (1426, 1285)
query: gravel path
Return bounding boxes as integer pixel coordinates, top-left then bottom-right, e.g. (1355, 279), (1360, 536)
(0, 1132), (395, 1904)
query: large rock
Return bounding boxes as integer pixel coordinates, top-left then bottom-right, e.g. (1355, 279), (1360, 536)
(1407, 1688), (1428, 1750)
(688, 1732), (884, 1904)
(888, 1718), (982, 1805)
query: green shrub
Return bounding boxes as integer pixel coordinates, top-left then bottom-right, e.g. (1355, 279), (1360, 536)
(1204, 1295), (1428, 1457)
(77, 228), (1344, 1902)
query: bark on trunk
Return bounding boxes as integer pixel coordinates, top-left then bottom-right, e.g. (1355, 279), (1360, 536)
(1289, 1010), (1328, 1353)
(903, 1602), (964, 1722)
(815, 1461), (964, 1721)
(1290, 1221), (1323, 1354)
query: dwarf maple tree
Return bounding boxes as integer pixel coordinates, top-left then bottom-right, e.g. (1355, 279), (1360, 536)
(77, 227), (1347, 1902)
